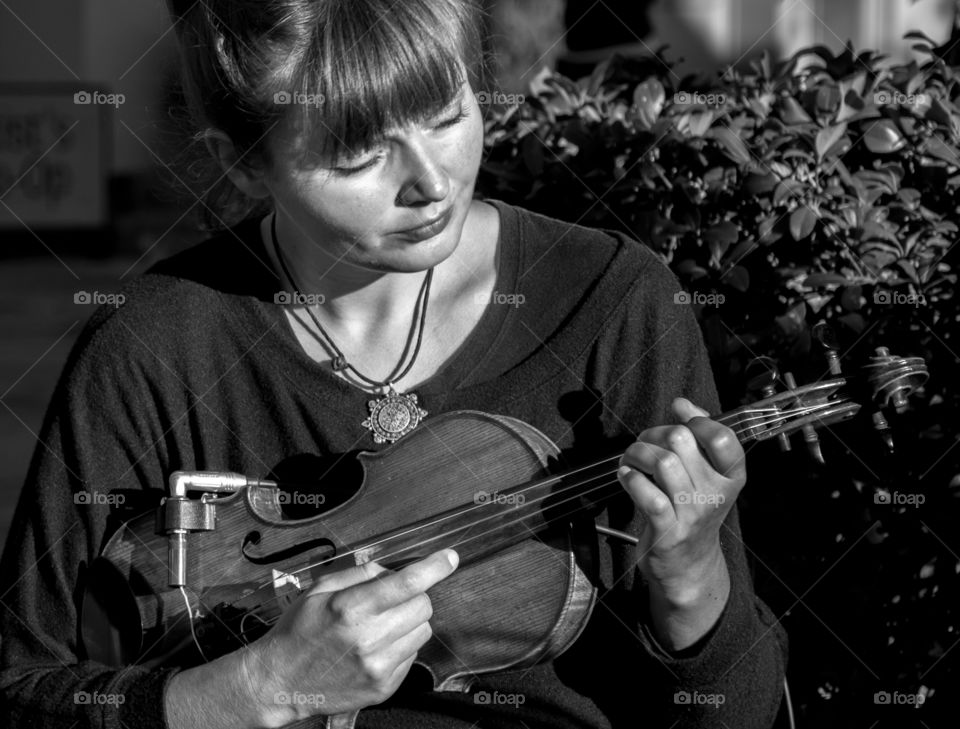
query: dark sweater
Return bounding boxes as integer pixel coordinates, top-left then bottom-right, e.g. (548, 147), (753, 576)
(0, 199), (787, 728)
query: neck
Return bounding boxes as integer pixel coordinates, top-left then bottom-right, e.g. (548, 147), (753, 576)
(261, 214), (432, 332)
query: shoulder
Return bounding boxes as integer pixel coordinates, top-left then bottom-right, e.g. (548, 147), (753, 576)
(485, 198), (683, 307)
(65, 219), (268, 379)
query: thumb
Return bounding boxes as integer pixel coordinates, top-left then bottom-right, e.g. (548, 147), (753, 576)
(307, 559), (388, 595)
(672, 396), (710, 423)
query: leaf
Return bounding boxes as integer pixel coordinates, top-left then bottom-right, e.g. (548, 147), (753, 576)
(632, 78), (666, 130)
(898, 259), (920, 284)
(861, 250), (899, 270)
(803, 272), (848, 287)
(835, 91), (865, 123)
(816, 123), (848, 161)
(815, 84), (842, 117)
(840, 285), (864, 311)
(724, 265), (750, 292)
(790, 207), (817, 241)
(705, 221), (739, 260)
(855, 170), (898, 195)
(744, 171), (778, 195)
(687, 110), (715, 138)
(776, 301), (807, 337)
(779, 96), (813, 124)
(758, 216), (782, 244)
(926, 98), (954, 129)
(921, 135), (959, 166)
(728, 238), (759, 263)
(774, 179), (805, 206)
(707, 127), (752, 166)
(898, 187), (922, 207)
(676, 259), (708, 280)
(838, 312), (865, 333)
(863, 120), (906, 154)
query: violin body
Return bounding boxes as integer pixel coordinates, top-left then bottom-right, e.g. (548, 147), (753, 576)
(81, 412), (599, 727)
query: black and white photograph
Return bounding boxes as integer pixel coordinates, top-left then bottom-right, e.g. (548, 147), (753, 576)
(1, 1), (958, 727)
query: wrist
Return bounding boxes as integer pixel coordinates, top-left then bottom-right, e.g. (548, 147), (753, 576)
(646, 547), (726, 609)
(239, 638), (296, 728)
(164, 649), (278, 729)
(645, 551), (730, 651)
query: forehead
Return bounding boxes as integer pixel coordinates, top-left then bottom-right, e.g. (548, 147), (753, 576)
(269, 72), (473, 167)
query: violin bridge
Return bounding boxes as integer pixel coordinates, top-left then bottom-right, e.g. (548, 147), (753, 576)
(270, 568), (302, 591)
(354, 547), (376, 565)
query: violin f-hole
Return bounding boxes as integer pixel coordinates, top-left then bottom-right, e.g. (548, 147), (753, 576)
(241, 530), (337, 565)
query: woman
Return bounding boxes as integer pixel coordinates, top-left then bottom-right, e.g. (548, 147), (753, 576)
(0, 0), (787, 727)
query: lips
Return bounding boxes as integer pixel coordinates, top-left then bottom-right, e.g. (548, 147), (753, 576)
(393, 207), (454, 241)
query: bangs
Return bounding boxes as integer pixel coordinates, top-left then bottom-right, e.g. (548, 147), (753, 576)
(285, 0), (485, 163)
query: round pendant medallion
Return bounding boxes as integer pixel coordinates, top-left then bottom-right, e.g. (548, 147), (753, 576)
(362, 391), (428, 444)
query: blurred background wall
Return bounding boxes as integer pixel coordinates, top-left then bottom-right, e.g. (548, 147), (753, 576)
(0, 0), (957, 546)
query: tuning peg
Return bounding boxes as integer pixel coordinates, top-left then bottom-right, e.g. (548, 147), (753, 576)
(746, 356), (779, 394)
(745, 357), (793, 454)
(872, 411), (895, 453)
(813, 321), (842, 375)
(783, 371), (824, 464)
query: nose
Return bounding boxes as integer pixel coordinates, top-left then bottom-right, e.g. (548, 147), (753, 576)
(395, 134), (449, 206)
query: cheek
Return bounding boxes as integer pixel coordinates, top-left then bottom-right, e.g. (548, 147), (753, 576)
(452, 118), (484, 180)
(280, 179), (382, 240)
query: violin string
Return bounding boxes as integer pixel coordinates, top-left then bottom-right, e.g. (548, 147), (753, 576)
(235, 404), (818, 611)
(238, 469), (633, 634)
(264, 400), (837, 584)
(200, 402), (833, 636)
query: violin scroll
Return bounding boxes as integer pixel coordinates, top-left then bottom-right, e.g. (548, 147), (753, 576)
(716, 323), (928, 462)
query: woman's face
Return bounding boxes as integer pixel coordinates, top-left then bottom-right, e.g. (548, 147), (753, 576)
(261, 79), (485, 275)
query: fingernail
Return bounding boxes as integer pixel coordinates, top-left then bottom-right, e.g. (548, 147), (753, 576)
(618, 465), (632, 480)
(446, 549), (459, 569)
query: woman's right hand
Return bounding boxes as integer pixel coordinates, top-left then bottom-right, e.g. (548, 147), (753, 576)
(240, 548), (459, 725)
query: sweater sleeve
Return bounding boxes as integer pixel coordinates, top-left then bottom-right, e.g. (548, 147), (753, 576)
(596, 243), (788, 728)
(0, 308), (182, 729)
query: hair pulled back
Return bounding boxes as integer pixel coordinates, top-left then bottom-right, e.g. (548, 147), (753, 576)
(164, 0), (492, 229)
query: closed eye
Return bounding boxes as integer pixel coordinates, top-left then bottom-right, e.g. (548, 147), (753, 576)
(434, 105), (468, 130)
(331, 149), (385, 176)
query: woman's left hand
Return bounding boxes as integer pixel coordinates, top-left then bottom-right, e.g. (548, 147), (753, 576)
(618, 397), (746, 639)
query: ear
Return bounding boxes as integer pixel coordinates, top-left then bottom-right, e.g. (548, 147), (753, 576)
(204, 130), (271, 200)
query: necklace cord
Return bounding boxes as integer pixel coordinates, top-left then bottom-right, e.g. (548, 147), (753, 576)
(270, 212), (433, 392)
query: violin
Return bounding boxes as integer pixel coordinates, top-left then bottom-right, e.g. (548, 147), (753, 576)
(79, 337), (927, 729)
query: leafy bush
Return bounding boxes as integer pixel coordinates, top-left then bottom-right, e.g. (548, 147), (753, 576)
(478, 36), (960, 727)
